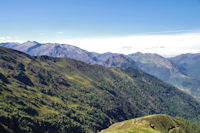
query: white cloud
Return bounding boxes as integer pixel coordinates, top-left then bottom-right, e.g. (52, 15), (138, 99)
(57, 32), (64, 35)
(0, 36), (11, 41)
(0, 36), (23, 43)
(0, 37), (6, 40)
(57, 32), (200, 57)
(1, 31), (200, 57)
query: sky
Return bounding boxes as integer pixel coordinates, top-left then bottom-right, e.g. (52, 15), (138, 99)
(0, 0), (200, 56)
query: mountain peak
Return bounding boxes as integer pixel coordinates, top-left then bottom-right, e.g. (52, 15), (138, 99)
(25, 40), (39, 44)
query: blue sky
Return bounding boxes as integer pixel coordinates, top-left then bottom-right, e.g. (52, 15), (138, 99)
(0, 0), (200, 56)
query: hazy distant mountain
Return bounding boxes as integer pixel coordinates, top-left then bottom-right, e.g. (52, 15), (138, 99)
(0, 41), (97, 64)
(93, 52), (119, 63)
(127, 52), (200, 100)
(170, 53), (200, 81)
(102, 54), (137, 69)
(128, 52), (186, 81)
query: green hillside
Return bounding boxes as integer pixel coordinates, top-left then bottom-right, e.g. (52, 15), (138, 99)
(100, 114), (199, 133)
(0, 46), (200, 132)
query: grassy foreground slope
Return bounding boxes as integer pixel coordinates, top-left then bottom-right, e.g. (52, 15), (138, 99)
(0, 46), (200, 132)
(100, 114), (199, 133)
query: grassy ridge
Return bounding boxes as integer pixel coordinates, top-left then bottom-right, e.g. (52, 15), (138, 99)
(100, 114), (199, 133)
(0, 46), (200, 132)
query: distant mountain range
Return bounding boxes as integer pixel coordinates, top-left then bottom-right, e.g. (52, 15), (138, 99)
(1, 46), (200, 132)
(1, 41), (200, 100)
(170, 53), (200, 81)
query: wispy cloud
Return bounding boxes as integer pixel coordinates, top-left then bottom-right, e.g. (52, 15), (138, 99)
(57, 32), (64, 35)
(39, 33), (45, 36)
(0, 37), (6, 40)
(0, 36), (11, 41)
(139, 29), (194, 35)
(0, 36), (23, 43)
(57, 31), (200, 57)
